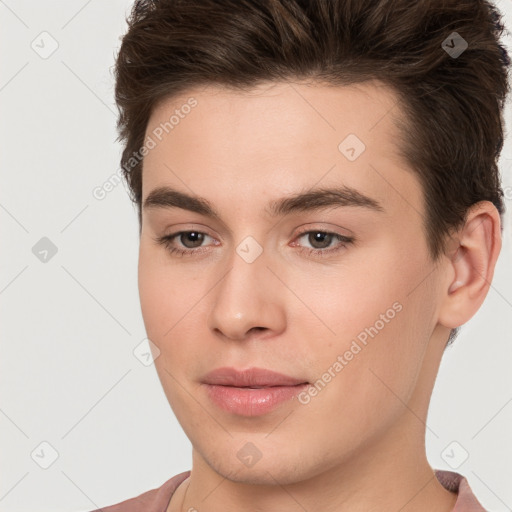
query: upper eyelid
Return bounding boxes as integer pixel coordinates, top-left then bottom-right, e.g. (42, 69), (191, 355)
(166, 221), (351, 238)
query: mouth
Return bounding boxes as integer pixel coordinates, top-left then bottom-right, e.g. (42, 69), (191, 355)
(200, 366), (309, 416)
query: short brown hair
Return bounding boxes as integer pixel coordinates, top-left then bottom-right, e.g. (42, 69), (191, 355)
(113, 0), (511, 345)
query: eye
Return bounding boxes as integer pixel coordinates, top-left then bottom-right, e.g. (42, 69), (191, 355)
(154, 228), (354, 259)
(154, 231), (215, 257)
(292, 229), (354, 258)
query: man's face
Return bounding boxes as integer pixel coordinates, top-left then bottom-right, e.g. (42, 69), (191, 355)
(138, 81), (448, 484)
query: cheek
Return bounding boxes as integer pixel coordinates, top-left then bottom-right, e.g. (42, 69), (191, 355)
(300, 245), (434, 397)
(138, 248), (165, 334)
(137, 244), (210, 365)
(137, 243), (187, 345)
(289, 255), (402, 345)
(137, 249), (197, 412)
(138, 241), (187, 320)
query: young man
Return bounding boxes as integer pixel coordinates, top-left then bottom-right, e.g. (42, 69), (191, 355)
(93, 0), (510, 510)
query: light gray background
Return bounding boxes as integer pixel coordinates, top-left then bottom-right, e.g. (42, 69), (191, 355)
(1, 1), (511, 511)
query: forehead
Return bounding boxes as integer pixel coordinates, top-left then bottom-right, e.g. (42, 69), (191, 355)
(141, 80), (422, 220)
(146, 80), (404, 152)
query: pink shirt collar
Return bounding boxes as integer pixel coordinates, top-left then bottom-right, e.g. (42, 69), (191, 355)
(91, 468), (488, 511)
(434, 469), (487, 511)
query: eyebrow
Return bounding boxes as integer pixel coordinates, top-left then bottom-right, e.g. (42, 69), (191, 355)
(142, 184), (385, 219)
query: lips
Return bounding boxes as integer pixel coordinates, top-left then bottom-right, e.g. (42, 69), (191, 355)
(202, 366), (308, 387)
(201, 367), (310, 416)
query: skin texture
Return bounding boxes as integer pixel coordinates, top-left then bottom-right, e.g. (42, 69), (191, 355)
(137, 81), (501, 512)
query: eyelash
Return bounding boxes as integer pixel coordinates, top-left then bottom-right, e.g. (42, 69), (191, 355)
(154, 228), (354, 259)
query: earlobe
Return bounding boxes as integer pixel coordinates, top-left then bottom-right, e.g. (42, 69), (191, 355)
(438, 201), (501, 329)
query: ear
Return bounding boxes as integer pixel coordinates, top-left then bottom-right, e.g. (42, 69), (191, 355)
(437, 201), (502, 330)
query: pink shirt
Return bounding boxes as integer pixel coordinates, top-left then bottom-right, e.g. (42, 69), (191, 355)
(89, 469), (488, 511)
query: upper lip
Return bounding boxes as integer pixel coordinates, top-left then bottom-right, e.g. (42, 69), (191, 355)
(202, 367), (308, 387)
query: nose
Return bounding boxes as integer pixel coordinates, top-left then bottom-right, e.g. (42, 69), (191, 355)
(207, 241), (286, 342)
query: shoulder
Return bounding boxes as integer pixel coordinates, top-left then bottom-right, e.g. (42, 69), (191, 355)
(88, 470), (191, 512)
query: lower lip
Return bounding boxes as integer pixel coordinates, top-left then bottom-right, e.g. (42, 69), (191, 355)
(203, 383), (309, 416)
